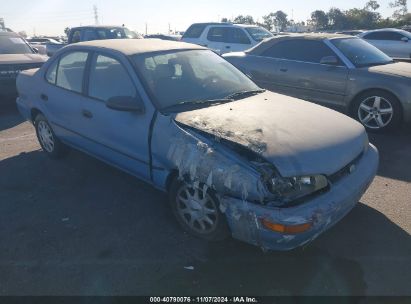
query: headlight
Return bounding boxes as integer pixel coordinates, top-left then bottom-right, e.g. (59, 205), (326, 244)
(267, 175), (328, 203)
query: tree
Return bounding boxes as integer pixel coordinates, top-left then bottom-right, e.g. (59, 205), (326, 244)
(345, 8), (381, 29)
(390, 0), (408, 19)
(365, 0), (380, 11)
(327, 8), (349, 30)
(221, 17), (229, 23)
(311, 10), (329, 30)
(233, 15), (255, 24)
(64, 27), (71, 36)
(273, 11), (288, 31)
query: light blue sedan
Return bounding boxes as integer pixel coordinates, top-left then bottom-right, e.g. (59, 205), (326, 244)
(16, 39), (379, 250)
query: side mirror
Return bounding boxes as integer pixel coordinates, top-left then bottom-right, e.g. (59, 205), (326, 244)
(320, 55), (339, 65)
(401, 36), (409, 42)
(106, 96), (144, 113)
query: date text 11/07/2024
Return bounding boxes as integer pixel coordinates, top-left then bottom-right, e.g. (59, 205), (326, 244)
(149, 297), (258, 303)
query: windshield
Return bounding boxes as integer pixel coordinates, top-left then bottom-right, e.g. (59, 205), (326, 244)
(245, 27), (273, 42)
(0, 36), (33, 54)
(132, 49), (260, 111)
(331, 38), (393, 67)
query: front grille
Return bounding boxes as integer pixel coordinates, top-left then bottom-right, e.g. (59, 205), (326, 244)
(328, 152), (363, 184)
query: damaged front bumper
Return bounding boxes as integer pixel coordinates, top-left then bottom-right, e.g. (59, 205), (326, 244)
(220, 144), (379, 251)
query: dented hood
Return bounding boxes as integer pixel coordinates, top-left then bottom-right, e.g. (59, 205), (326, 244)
(174, 91), (367, 177)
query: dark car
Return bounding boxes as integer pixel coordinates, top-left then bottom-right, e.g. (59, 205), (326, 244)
(224, 34), (411, 132)
(0, 31), (47, 102)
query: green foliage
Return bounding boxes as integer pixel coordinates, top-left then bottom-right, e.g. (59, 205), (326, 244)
(263, 10), (288, 32)
(233, 15), (255, 25)
(308, 0), (409, 31)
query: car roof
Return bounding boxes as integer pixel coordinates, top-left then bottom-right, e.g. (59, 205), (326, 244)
(248, 33), (354, 54)
(188, 22), (260, 28)
(71, 38), (206, 55)
(71, 25), (128, 30)
(362, 28), (408, 33)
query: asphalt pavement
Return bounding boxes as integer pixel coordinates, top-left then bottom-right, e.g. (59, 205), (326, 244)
(0, 104), (410, 296)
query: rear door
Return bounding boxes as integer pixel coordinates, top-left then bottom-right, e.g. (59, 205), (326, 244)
(260, 39), (349, 107)
(205, 27), (252, 54)
(42, 51), (91, 145)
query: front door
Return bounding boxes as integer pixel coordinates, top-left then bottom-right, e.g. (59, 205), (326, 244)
(79, 52), (154, 181)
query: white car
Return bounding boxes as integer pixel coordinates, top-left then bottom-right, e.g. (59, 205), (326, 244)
(181, 22), (273, 54)
(359, 28), (411, 60)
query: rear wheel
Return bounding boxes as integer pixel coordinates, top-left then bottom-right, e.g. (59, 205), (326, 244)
(34, 114), (69, 159)
(352, 90), (402, 132)
(169, 178), (230, 241)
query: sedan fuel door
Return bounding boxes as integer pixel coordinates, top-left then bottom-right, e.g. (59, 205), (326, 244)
(79, 52), (154, 181)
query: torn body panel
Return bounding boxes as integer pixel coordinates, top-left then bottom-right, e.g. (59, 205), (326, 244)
(151, 112), (378, 250)
(221, 144), (378, 250)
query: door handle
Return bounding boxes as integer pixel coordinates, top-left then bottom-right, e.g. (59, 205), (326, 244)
(225, 46), (231, 49)
(82, 109), (93, 119)
(280, 68), (288, 72)
(40, 93), (48, 101)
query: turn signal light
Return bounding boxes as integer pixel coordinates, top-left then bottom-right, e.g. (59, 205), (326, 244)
(261, 218), (312, 234)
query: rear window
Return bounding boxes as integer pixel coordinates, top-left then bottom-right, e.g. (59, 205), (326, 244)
(183, 24), (207, 39)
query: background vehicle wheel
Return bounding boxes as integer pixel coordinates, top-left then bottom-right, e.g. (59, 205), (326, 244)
(34, 114), (69, 159)
(352, 90), (402, 132)
(169, 178), (230, 241)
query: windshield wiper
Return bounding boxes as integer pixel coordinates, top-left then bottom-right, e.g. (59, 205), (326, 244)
(225, 89), (266, 100)
(161, 98), (233, 112)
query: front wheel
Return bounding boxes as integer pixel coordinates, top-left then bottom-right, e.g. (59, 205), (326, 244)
(169, 179), (230, 241)
(34, 114), (69, 159)
(352, 90), (402, 132)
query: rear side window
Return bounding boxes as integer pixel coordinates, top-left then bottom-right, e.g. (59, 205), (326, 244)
(364, 31), (405, 41)
(183, 24), (207, 39)
(45, 60), (58, 84)
(262, 39), (340, 64)
(229, 28), (251, 44)
(88, 54), (136, 102)
(207, 27), (251, 44)
(207, 27), (228, 42)
(71, 30), (81, 43)
(55, 51), (88, 93)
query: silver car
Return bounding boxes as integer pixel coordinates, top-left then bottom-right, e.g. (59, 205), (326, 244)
(359, 28), (411, 60)
(224, 34), (411, 132)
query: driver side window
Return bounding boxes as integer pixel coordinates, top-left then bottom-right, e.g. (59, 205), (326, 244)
(88, 54), (137, 102)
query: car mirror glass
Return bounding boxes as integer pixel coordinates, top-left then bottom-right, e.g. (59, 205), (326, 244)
(106, 96), (145, 113)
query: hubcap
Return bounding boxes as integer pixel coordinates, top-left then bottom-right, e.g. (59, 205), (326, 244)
(176, 184), (218, 234)
(37, 121), (55, 153)
(358, 96), (393, 129)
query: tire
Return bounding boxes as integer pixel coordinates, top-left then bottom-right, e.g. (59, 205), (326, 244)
(351, 90), (402, 132)
(169, 178), (230, 241)
(34, 114), (69, 159)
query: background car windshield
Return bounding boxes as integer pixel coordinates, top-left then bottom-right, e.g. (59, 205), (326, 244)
(245, 27), (273, 42)
(0, 36), (33, 54)
(133, 49), (259, 110)
(331, 38), (393, 67)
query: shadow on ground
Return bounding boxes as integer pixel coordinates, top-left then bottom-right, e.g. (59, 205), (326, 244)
(0, 103), (24, 131)
(368, 126), (411, 183)
(0, 149), (410, 295)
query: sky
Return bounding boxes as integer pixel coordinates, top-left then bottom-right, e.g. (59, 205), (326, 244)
(1, 0), (400, 36)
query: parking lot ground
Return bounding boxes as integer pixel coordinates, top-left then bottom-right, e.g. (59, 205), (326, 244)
(0, 105), (410, 296)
